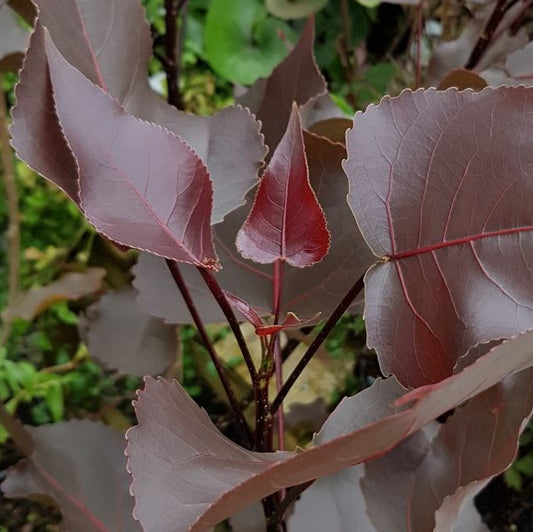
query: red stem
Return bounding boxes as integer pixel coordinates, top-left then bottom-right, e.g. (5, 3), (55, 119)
(196, 267), (258, 385)
(415, 1), (423, 88)
(166, 260), (253, 447)
(465, 0), (510, 70)
(270, 272), (366, 414)
(272, 261), (285, 452)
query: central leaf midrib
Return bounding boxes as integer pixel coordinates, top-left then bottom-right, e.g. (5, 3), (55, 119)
(389, 225), (533, 260)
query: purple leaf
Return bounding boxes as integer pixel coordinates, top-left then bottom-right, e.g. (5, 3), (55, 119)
(344, 87), (533, 386)
(237, 105), (330, 267)
(12, 0), (266, 221)
(6, 268), (105, 321)
(134, 132), (373, 323)
(224, 291), (265, 329)
(126, 377), (290, 532)
(2, 420), (139, 531)
(362, 371), (533, 530)
(0, 3), (30, 72)
(81, 288), (176, 376)
(11, 23), (79, 201)
(126, 330), (533, 530)
(44, 33), (219, 268)
(225, 289), (320, 335)
(239, 16), (327, 151)
(288, 465), (375, 532)
(255, 312), (321, 336)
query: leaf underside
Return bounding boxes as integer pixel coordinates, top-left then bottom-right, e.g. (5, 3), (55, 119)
(44, 31), (219, 268)
(344, 87), (533, 386)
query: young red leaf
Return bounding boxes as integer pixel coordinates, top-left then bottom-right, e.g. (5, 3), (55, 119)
(344, 87), (533, 387)
(224, 290), (320, 335)
(43, 33), (219, 269)
(236, 105), (330, 267)
(2, 420), (140, 531)
(255, 311), (320, 336)
(223, 290), (265, 329)
(133, 133), (373, 324)
(126, 330), (533, 531)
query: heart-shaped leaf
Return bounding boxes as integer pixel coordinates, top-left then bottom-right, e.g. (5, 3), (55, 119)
(344, 87), (533, 386)
(44, 32), (219, 268)
(205, 0), (294, 86)
(237, 105), (330, 267)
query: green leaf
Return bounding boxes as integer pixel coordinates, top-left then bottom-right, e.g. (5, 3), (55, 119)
(355, 0), (380, 8)
(504, 467), (523, 491)
(0, 424), (8, 445)
(0, 378), (11, 400)
(514, 454), (533, 475)
(44, 381), (64, 422)
(51, 301), (79, 325)
(205, 0), (294, 85)
(266, 0), (328, 19)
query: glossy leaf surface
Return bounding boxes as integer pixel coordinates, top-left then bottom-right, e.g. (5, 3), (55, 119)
(344, 87), (533, 386)
(2, 420), (139, 531)
(237, 105), (330, 267)
(44, 33), (219, 268)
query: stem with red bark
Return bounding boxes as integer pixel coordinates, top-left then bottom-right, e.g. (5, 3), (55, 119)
(166, 260), (253, 448)
(271, 272), (366, 414)
(465, 0), (510, 70)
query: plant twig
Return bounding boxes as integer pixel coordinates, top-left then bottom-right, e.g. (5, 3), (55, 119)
(270, 272), (365, 414)
(196, 267), (258, 385)
(415, 1), (423, 88)
(267, 480), (314, 531)
(272, 261), (285, 453)
(166, 260), (253, 448)
(465, 0), (510, 70)
(0, 75), (20, 346)
(163, 0), (188, 109)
